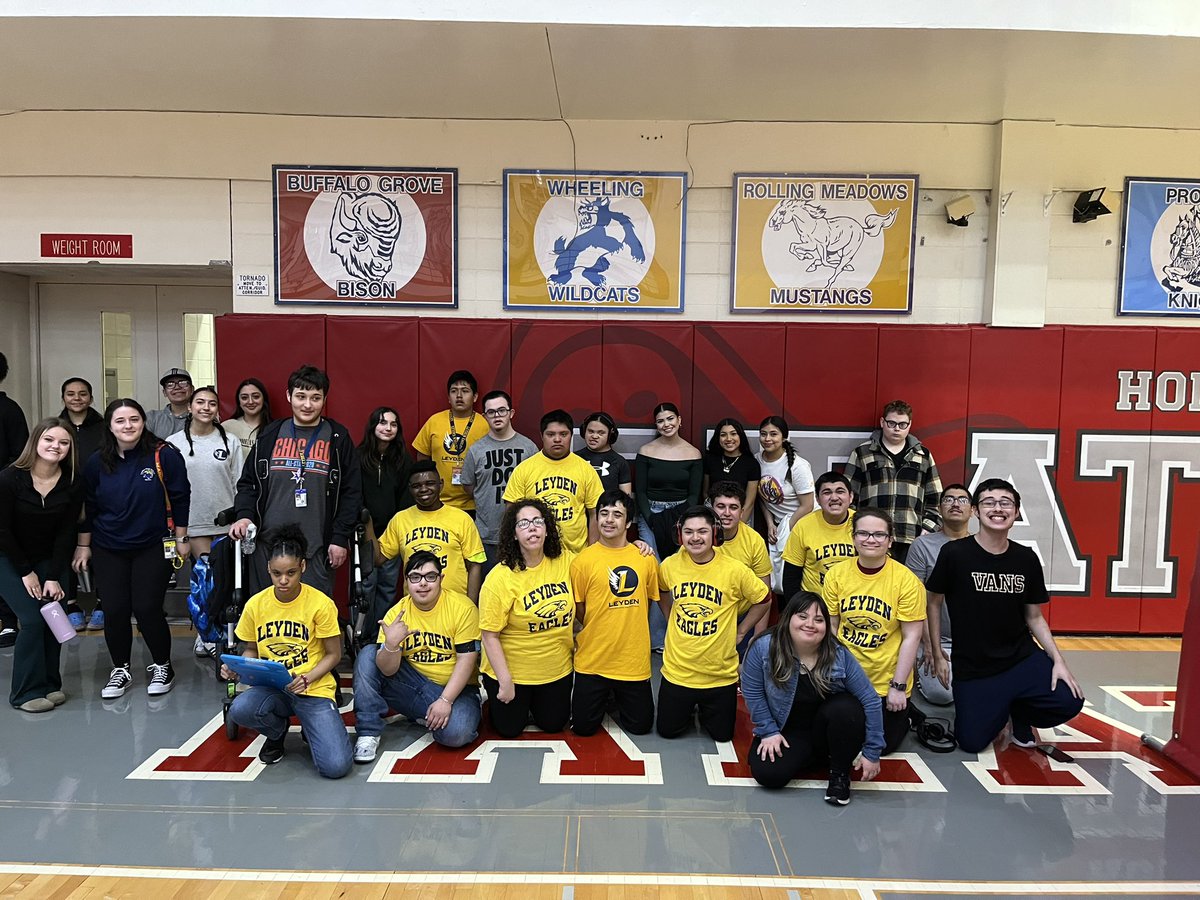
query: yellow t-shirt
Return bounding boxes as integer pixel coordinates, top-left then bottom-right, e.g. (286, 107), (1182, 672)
(377, 504), (486, 597)
(376, 588), (481, 686)
(782, 509), (857, 593)
(658, 550), (770, 689)
(570, 542), (660, 681)
(821, 557), (926, 696)
(717, 524), (772, 581)
(234, 584), (341, 700)
(503, 452), (603, 554)
(412, 410), (489, 510)
(479, 552), (576, 685)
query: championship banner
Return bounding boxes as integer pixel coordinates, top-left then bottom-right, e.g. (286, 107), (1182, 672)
(503, 169), (686, 312)
(730, 173), (918, 313)
(1118, 177), (1200, 317)
(273, 165), (457, 307)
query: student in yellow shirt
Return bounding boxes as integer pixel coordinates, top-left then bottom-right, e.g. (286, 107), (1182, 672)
(220, 525), (352, 778)
(821, 508), (925, 755)
(376, 461), (486, 602)
(710, 480), (773, 657)
(782, 471), (857, 600)
(570, 490), (660, 736)
(656, 506), (770, 742)
(503, 410), (603, 554)
(352, 551), (482, 763)
(412, 370), (489, 512)
(479, 498), (576, 738)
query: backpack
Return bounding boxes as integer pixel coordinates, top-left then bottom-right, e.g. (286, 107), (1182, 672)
(187, 536), (238, 644)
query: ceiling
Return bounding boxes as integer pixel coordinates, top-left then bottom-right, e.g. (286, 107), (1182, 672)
(0, 17), (1198, 129)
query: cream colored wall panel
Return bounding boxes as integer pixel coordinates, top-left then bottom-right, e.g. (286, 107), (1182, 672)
(0, 274), (33, 415)
(0, 177), (231, 266)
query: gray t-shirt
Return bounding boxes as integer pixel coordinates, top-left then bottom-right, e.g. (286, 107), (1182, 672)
(906, 530), (952, 642)
(166, 428), (244, 537)
(263, 420), (331, 559)
(146, 404), (187, 440)
(460, 432), (537, 544)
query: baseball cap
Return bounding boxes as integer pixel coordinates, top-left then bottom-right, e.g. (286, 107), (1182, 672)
(160, 367), (193, 386)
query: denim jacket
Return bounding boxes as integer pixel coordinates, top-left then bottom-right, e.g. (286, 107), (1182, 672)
(740, 634), (885, 762)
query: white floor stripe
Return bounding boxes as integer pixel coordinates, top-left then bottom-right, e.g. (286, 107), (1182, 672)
(0, 863), (1197, 893)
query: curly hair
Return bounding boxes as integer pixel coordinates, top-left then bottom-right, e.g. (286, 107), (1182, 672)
(497, 497), (563, 571)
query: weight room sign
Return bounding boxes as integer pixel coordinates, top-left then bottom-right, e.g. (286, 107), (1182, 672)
(1118, 177), (1200, 317)
(730, 173), (918, 314)
(273, 165), (458, 307)
(504, 169), (687, 312)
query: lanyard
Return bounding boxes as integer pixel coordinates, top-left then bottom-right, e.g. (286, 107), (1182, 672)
(442, 410), (476, 456)
(290, 420), (316, 485)
(153, 444), (174, 532)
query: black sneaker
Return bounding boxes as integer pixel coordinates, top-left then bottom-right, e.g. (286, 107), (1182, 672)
(1010, 719), (1038, 748)
(101, 665), (133, 699)
(146, 662), (175, 696)
(259, 735), (286, 765)
(824, 770), (851, 806)
(0, 627), (16, 649)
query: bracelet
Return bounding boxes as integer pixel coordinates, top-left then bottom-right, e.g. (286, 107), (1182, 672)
(299, 674), (309, 687)
(437, 696), (452, 705)
(76, 545), (90, 549)
(380, 643), (401, 654)
(888, 679), (907, 691)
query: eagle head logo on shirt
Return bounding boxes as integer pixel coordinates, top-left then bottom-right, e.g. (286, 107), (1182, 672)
(533, 598), (570, 619)
(845, 615), (883, 632)
(678, 602), (715, 620)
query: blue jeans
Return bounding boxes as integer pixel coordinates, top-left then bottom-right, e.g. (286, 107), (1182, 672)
(639, 499), (685, 651)
(228, 685), (353, 779)
(353, 644), (481, 748)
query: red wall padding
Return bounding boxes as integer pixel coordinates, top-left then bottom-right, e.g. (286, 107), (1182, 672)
(215, 315), (1200, 635)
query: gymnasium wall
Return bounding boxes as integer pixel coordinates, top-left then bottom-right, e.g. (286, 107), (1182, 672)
(216, 314), (1200, 636)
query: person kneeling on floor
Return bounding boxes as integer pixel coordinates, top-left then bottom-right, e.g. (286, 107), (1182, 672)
(221, 525), (352, 778)
(741, 592), (883, 804)
(352, 551), (482, 763)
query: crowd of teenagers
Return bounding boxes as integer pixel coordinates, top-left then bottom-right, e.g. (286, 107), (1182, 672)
(0, 356), (1086, 803)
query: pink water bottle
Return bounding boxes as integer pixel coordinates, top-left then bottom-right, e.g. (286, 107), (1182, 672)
(41, 601), (79, 644)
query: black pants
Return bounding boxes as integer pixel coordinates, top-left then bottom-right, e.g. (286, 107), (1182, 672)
(483, 672), (573, 738)
(748, 691), (866, 789)
(571, 672), (654, 736)
(655, 677), (738, 742)
(91, 544), (173, 667)
(882, 702), (911, 754)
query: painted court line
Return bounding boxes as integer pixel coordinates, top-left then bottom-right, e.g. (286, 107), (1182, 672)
(0, 864), (1197, 893)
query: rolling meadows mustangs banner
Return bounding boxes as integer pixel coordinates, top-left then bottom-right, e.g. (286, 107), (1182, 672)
(730, 173), (918, 314)
(504, 169), (686, 313)
(1119, 177), (1200, 318)
(274, 165), (458, 307)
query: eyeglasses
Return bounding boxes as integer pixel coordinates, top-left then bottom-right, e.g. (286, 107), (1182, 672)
(853, 530), (890, 541)
(164, 379), (191, 388)
(883, 419), (911, 430)
(977, 499), (1016, 510)
(942, 496), (971, 507)
(515, 517), (545, 531)
(406, 571), (441, 584)
(483, 408), (511, 418)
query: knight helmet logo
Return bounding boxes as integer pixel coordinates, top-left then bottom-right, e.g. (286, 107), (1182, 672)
(329, 192), (402, 282)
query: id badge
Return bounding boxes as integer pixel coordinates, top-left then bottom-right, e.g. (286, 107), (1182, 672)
(162, 538), (177, 560)
(295, 488), (308, 508)
(451, 465), (463, 486)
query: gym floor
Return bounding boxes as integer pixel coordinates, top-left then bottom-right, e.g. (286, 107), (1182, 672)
(0, 632), (1196, 898)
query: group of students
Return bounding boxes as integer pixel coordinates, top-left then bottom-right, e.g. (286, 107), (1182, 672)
(0, 360), (1087, 806)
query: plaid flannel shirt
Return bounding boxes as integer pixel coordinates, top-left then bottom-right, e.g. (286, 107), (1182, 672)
(843, 431), (942, 544)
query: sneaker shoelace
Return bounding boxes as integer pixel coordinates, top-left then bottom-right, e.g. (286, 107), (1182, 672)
(106, 668), (130, 688)
(147, 663), (171, 683)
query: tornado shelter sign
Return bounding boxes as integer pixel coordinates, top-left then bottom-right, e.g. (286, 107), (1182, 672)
(273, 165), (458, 308)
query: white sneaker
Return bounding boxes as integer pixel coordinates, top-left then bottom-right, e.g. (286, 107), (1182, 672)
(354, 735), (380, 764)
(101, 666), (132, 699)
(146, 663), (175, 696)
(193, 635), (216, 658)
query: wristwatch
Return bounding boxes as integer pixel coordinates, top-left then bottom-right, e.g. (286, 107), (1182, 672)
(888, 679), (907, 691)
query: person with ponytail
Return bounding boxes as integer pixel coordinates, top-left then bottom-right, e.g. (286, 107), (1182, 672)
(755, 416), (814, 594)
(221, 524), (352, 777)
(741, 592), (883, 803)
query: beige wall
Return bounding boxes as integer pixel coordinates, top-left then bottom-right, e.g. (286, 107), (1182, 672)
(2, 111), (1200, 327)
(0, 273), (33, 415)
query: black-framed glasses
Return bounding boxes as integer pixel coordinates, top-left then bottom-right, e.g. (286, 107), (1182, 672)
(978, 499), (1016, 510)
(515, 517), (545, 531)
(406, 571), (442, 584)
(853, 530), (890, 541)
(883, 419), (911, 430)
(483, 408), (512, 418)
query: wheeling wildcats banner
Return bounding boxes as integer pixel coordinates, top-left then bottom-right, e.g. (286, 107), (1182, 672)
(274, 165), (457, 307)
(1119, 177), (1200, 317)
(504, 169), (686, 312)
(730, 173), (918, 313)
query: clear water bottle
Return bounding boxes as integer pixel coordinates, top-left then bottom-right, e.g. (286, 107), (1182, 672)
(242, 523), (257, 556)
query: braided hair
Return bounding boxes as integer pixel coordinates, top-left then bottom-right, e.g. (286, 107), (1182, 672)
(758, 415), (797, 473)
(181, 386), (230, 457)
